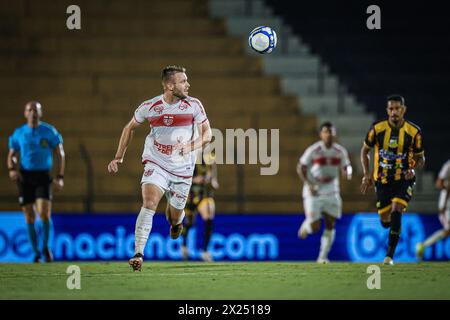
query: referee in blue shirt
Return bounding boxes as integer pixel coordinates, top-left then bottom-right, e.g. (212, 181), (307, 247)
(7, 101), (65, 263)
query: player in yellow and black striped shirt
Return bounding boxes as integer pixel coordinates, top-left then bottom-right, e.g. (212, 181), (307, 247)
(181, 151), (219, 262)
(360, 95), (425, 265)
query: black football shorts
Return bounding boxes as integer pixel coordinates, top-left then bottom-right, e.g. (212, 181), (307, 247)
(375, 179), (415, 214)
(17, 170), (53, 206)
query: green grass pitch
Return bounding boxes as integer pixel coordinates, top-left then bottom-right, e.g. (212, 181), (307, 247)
(1, 262), (449, 299)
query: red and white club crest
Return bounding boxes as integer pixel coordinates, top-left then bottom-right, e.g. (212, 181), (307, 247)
(144, 169), (154, 177)
(154, 105), (164, 114)
(178, 102), (188, 111)
(163, 115), (174, 126)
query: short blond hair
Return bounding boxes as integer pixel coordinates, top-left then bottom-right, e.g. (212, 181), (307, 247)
(161, 65), (186, 83)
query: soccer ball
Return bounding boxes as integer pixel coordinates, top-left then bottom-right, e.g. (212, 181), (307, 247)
(248, 26), (277, 54)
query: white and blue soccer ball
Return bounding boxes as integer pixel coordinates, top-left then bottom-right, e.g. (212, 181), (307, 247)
(248, 26), (277, 54)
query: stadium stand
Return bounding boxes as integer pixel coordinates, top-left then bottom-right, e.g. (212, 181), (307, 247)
(216, 0), (442, 212)
(1, 0), (438, 214)
(265, 0), (449, 183)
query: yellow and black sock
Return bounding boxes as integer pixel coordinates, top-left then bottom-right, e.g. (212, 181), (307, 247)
(182, 221), (192, 247)
(386, 211), (402, 258)
(203, 219), (213, 252)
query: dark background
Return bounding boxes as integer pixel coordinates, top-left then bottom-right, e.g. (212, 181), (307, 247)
(266, 0), (450, 174)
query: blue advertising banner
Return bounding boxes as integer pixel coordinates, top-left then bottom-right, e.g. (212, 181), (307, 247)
(0, 212), (449, 263)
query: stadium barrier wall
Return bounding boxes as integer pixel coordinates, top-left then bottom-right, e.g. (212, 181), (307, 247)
(0, 212), (449, 262)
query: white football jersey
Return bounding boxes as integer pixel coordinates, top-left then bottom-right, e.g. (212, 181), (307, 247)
(299, 141), (351, 197)
(134, 94), (208, 177)
(438, 160), (450, 210)
(438, 160), (450, 187)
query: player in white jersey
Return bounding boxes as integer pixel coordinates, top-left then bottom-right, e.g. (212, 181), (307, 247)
(416, 159), (450, 261)
(107, 66), (212, 271)
(296, 122), (352, 263)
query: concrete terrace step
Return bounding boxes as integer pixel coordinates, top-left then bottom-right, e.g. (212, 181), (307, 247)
(0, 36), (245, 55)
(0, 0), (347, 213)
(3, 18), (226, 36)
(0, 55), (262, 76)
(316, 114), (374, 135)
(209, 0), (273, 18)
(0, 75), (282, 95)
(263, 56), (323, 76)
(101, 76), (281, 95)
(0, 0), (209, 17)
(298, 95), (368, 116)
(281, 76), (339, 96)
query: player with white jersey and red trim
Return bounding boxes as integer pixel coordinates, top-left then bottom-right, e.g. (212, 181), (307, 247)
(296, 122), (352, 263)
(416, 159), (450, 261)
(107, 65), (212, 271)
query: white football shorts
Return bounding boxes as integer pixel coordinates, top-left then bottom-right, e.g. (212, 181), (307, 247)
(141, 161), (192, 210)
(303, 193), (342, 223)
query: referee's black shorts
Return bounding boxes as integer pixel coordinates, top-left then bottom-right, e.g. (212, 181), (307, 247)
(375, 178), (415, 215)
(17, 170), (53, 206)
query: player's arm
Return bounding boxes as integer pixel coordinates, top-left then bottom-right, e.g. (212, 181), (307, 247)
(444, 179), (450, 214)
(436, 162), (450, 190)
(412, 153), (425, 170)
(436, 176), (450, 215)
(296, 160), (317, 196)
(342, 165), (353, 180)
(360, 143), (374, 194)
(191, 120), (212, 151)
(108, 117), (142, 173)
(405, 152), (425, 180)
(7, 149), (20, 181)
(413, 131), (425, 170)
(341, 148), (353, 180)
(360, 125), (376, 194)
(436, 164), (450, 214)
(405, 131), (425, 180)
(436, 177), (446, 190)
(53, 143), (66, 189)
(438, 178), (450, 215)
(177, 120), (212, 155)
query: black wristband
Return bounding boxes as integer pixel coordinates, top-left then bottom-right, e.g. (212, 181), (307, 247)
(8, 167), (16, 171)
(56, 174), (64, 179)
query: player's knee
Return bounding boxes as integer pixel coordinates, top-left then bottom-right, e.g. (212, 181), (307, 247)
(381, 220), (391, 229)
(390, 211), (402, 233)
(207, 199), (215, 215)
(204, 218), (213, 228)
(200, 209), (213, 221)
(324, 217), (335, 230)
(22, 207), (35, 223)
(311, 220), (321, 233)
(142, 199), (158, 210)
(24, 215), (35, 224)
(37, 210), (51, 222)
(391, 203), (405, 213)
(380, 211), (390, 222)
